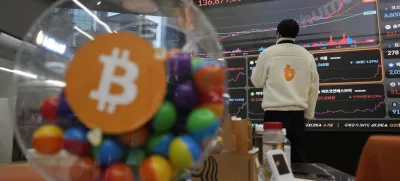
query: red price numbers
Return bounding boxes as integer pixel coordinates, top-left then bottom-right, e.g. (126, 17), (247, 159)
(250, 98), (263, 102)
(317, 96), (336, 101)
(386, 31), (400, 37)
(349, 94), (383, 99)
(198, 0), (241, 6)
(390, 89), (400, 95)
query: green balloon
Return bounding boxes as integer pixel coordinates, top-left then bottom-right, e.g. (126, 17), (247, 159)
(125, 148), (146, 170)
(146, 134), (161, 152)
(191, 57), (203, 71)
(92, 145), (101, 158)
(187, 108), (217, 132)
(153, 101), (177, 133)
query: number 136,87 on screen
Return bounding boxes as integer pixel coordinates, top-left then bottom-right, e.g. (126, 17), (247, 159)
(197, 0), (241, 6)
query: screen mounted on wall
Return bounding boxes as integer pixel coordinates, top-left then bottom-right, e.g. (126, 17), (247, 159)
(200, 0), (400, 130)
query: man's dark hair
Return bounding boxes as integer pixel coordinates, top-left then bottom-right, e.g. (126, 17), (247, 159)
(277, 19), (300, 38)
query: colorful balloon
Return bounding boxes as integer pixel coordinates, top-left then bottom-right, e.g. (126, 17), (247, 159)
(197, 87), (224, 105)
(92, 145), (101, 158)
(165, 49), (181, 61)
(33, 124), (64, 155)
(199, 104), (224, 118)
(69, 157), (100, 181)
(96, 138), (124, 166)
(103, 163), (135, 181)
(193, 60), (224, 92)
(187, 108), (219, 141)
(166, 52), (192, 83)
(146, 133), (174, 157)
(119, 126), (149, 148)
(192, 60), (219, 73)
(140, 156), (173, 181)
(152, 101), (177, 133)
(63, 127), (91, 156)
(191, 57), (203, 73)
(40, 96), (59, 122)
(56, 117), (86, 129)
(169, 135), (202, 169)
(172, 81), (198, 110)
(125, 149), (146, 171)
(57, 94), (75, 119)
(166, 52), (192, 77)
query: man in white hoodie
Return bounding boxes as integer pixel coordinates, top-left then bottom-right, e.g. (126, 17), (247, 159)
(251, 19), (319, 163)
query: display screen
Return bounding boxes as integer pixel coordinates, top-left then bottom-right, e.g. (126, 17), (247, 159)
(199, 0), (380, 57)
(200, 0), (400, 130)
(314, 49), (383, 84)
(273, 154), (290, 175)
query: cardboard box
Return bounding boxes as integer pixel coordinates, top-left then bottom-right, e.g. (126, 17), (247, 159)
(191, 111), (258, 181)
(232, 120), (253, 154)
(192, 152), (258, 181)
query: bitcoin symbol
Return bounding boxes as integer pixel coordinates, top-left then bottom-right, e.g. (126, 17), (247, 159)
(284, 65), (295, 81)
(90, 48), (139, 114)
(65, 32), (166, 133)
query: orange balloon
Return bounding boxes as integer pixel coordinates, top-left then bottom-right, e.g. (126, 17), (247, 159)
(32, 125), (64, 155)
(69, 157), (100, 181)
(33, 136), (63, 155)
(194, 65), (224, 92)
(119, 126), (149, 148)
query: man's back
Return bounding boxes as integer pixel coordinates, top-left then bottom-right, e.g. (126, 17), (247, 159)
(253, 19), (319, 164)
(251, 39), (319, 120)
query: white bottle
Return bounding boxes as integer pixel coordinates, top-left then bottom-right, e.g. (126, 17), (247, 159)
(262, 122), (285, 181)
(282, 128), (291, 167)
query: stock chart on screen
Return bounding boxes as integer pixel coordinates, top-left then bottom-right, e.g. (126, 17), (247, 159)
(201, 0), (380, 57)
(314, 49), (383, 84)
(204, 0), (400, 130)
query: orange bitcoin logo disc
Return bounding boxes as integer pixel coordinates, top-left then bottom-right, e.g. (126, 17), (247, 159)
(65, 32), (166, 134)
(284, 65), (295, 81)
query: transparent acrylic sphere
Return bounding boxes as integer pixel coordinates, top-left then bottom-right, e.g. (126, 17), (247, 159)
(11, 0), (225, 181)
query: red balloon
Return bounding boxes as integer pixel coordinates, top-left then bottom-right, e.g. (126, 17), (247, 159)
(69, 157), (100, 181)
(103, 163), (135, 181)
(119, 126), (149, 148)
(63, 139), (91, 156)
(40, 96), (59, 122)
(198, 87), (224, 105)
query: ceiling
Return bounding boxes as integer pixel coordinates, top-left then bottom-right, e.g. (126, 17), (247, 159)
(0, 0), (182, 62)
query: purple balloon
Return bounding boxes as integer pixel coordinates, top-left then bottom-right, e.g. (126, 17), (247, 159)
(166, 53), (192, 82)
(173, 81), (198, 111)
(167, 75), (189, 84)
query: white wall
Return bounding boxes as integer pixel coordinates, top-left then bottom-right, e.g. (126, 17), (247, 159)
(0, 57), (14, 164)
(0, 98), (13, 164)
(0, 57), (14, 98)
(0, 0), (53, 163)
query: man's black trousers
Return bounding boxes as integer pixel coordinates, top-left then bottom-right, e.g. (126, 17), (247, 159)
(263, 110), (307, 163)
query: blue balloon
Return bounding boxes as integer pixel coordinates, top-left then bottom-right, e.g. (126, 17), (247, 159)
(57, 94), (74, 118)
(64, 127), (88, 142)
(96, 138), (124, 166)
(189, 120), (219, 142)
(147, 133), (174, 157)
